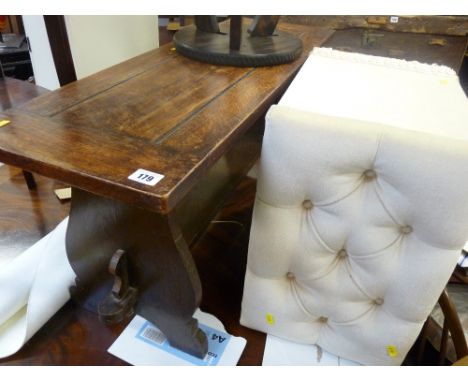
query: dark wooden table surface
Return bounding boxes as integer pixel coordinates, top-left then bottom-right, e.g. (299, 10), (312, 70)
(0, 23), (331, 214)
(0, 22), (333, 365)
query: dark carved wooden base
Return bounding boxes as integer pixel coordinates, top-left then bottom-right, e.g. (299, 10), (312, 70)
(65, 188), (208, 359)
(174, 24), (303, 67)
(22, 170), (37, 190)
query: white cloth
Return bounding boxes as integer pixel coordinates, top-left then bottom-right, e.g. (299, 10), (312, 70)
(0, 218), (76, 357)
(280, 47), (468, 141)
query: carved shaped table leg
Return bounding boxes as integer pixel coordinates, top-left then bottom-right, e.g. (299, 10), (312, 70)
(65, 188), (208, 358)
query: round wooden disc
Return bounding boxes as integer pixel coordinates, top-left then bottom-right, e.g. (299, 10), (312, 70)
(173, 24), (303, 67)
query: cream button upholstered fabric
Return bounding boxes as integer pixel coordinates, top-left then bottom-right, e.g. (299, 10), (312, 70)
(240, 48), (468, 365)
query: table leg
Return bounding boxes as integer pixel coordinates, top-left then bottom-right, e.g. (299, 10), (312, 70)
(65, 188), (208, 359)
(22, 170), (37, 190)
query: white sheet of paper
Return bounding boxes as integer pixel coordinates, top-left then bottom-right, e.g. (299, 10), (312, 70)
(54, 187), (72, 200)
(108, 309), (247, 366)
(262, 334), (360, 366)
(0, 218), (76, 358)
(458, 253), (468, 268)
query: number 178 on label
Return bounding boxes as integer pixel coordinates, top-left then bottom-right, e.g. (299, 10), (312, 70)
(128, 169), (165, 186)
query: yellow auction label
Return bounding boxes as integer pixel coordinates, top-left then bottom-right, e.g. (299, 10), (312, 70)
(386, 345), (398, 357)
(265, 313), (275, 326)
(0, 120), (11, 127)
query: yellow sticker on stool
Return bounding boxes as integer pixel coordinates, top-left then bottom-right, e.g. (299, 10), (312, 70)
(0, 120), (10, 127)
(265, 313), (275, 325)
(386, 345), (398, 357)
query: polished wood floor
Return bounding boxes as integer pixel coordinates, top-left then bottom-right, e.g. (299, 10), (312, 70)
(0, 165), (265, 365)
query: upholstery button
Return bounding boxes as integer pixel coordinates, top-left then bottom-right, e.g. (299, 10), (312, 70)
(318, 316), (328, 324)
(286, 272), (295, 280)
(302, 199), (314, 210)
(400, 225), (413, 235)
(363, 169), (377, 181)
(337, 249), (347, 259)
(373, 297), (384, 306)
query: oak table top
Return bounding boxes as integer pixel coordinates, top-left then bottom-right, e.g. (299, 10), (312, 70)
(0, 23), (333, 214)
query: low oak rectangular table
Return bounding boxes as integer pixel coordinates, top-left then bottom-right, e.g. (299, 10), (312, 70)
(0, 23), (332, 358)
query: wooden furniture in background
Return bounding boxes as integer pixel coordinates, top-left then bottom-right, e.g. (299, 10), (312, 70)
(0, 21), (333, 359)
(0, 77), (48, 108)
(43, 16), (77, 86)
(0, 77), (49, 189)
(322, 27), (468, 73)
(0, 36), (33, 80)
(0, 16), (32, 81)
(283, 16), (468, 36)
(0, 15), (24, 35)
(416, 289), (468, 365)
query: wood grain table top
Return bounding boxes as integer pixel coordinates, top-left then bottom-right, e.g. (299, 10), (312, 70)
(0, 23), (333, 214)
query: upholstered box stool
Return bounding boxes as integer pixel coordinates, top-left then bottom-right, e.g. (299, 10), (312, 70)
(240, 48), (468, 365)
